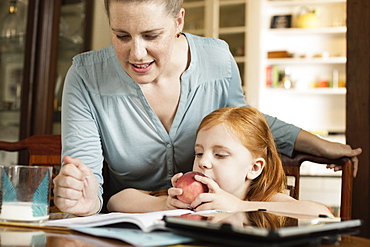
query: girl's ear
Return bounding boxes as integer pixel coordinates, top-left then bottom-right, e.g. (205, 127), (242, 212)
(246, 158), (265, 180)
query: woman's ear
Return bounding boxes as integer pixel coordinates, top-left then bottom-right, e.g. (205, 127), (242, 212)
(246, 158), (265, 180)
(176, 8), (185, 32)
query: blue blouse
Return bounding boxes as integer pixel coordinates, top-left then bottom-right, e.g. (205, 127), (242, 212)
(61, 33), (300, 205)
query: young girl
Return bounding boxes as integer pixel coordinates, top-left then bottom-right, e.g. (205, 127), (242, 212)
(108, 107), (333, 217)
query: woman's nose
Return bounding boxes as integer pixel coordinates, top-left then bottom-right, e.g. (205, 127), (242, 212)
(130, 39), (147, 60)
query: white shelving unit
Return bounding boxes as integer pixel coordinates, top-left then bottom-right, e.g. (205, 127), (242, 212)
(247, 0), (347, 133)
(183, 0), (347, 131)
(266, 57), (346, 65)
(253, 0), (347, 213)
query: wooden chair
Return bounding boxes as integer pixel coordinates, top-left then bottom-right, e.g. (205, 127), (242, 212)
(0, 135), (62, 212)
(281, 151), (353, 219)
(0, 134), (112, 213)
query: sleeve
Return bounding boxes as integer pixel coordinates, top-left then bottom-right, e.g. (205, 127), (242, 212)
(61, 64), (104, 211)
(227, 52), (301, 157)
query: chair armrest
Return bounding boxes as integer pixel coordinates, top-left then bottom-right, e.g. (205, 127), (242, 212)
(281, 151), (351, 168)
(280, 151), (353, 219)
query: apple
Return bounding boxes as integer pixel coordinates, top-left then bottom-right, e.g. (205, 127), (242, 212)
(176, 171), (209, 204)
(178, 214), (207, 221)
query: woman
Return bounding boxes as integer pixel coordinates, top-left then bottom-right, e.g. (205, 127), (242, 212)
(53, 0), (361, 216)
(108, 107), (333, 217)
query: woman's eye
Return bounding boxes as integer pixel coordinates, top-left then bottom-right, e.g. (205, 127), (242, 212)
(116, 35), (130, 40)
(145, 34), (159, 40)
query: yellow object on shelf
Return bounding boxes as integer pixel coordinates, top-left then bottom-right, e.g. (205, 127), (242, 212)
(296, 7), (319, 28)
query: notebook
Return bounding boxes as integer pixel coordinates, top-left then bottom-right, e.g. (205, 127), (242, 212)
(164, 211), (362, 247)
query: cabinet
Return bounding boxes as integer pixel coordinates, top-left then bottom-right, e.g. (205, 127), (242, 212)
(183, 0), (249, 88)
(0, 0), (92, 165)
(252, 0), (347, 133)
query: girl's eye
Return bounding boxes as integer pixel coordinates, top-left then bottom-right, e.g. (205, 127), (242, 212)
(215, 153), (227, 158)
(195, 153), (203, 158)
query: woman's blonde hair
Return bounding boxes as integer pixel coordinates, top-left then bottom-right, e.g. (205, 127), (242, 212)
(197, 107), (286, 201)
(104, 0), (183, 19)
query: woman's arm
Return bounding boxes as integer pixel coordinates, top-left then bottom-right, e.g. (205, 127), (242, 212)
(295, 130), (362, 176)
(61, 64), (105, 212)
(191, 189), (333, 217)
(107, 188), (192, 213)
(239, 193), (333, 218)
(107, 189), (168, 213)
(107, 174), (191, 213)
(107, 177), (189, 213)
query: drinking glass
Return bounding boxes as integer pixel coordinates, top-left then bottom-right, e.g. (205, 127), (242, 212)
(0, 165), (52, 223)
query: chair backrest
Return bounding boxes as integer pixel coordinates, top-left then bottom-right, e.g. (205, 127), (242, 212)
(281, 151), (353, 219)
(0, 134), (114, 213)
(0, 135), (62, 212)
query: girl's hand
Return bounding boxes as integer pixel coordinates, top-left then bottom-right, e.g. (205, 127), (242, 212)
(171, 172), (183, 187)
(189, 175), (244, 212)
(163, 173), (192, 210)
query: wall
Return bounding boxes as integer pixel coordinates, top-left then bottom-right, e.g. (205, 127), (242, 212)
(91, 0), (111, 50)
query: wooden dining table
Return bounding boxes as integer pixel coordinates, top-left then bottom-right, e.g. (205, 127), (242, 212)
(0, 224), (369, 247)
(0, 211), (369, 247)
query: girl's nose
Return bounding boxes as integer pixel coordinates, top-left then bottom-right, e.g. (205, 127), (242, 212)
(198, 158), (212, 170)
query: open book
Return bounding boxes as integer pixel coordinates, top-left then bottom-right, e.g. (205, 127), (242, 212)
(44, 209), (223, 233)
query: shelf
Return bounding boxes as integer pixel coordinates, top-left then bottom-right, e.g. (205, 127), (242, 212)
(300, 174), (341, 178)
(183, 1), (205, 8)
(219, 26), (246, 34)
(184, 29), (204, 36)
(0, 109), (20, 113)
(62, 0), (84, 5)
(266, 57), (346, 65)
(268, 0), (346, 6)
(234, 56), (246, 63)
(264, 87), (346, 95)
(269, 26), (346, 35)
(220, 0), (246, 6)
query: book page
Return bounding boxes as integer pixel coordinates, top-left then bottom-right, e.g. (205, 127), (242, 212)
(44, 209), (192, 232)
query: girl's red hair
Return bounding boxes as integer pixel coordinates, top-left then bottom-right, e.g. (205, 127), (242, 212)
(197, 107), (286, 201)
